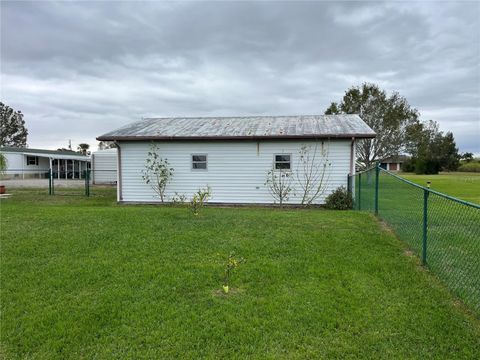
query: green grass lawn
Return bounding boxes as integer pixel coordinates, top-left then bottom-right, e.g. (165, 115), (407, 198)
(1, 189), (480, 359)
(399, 172), (480, 204)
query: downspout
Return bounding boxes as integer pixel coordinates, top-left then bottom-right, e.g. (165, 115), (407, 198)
(114, 141), (122, 202)
(350, 137), (355, 175)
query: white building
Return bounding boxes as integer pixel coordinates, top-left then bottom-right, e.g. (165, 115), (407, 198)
(97, 115), (375, 204)
(0, 147), (90, 179)
(380, 155), (409, 172)
(91, 148), (118, 184)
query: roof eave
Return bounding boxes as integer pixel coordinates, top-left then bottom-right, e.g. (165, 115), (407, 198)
(97, 133), (376, 142)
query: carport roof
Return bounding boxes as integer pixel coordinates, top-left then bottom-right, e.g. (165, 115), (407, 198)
(0, 147), (90, 161)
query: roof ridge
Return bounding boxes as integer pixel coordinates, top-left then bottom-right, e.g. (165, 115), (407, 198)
(0, 146), (87, 156)
(141, 114), (358, 120)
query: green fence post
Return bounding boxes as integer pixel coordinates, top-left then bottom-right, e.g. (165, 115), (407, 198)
(422, 185), (430, 265)
(358, 173), (362, 210)
(83, 170), (86, 195)
(375, 164), (379, 215)
(48, 169), (52, 195)
(87, 170), (90, 197)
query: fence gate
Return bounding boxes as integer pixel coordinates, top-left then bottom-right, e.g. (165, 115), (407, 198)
(48, 169), (91, 196)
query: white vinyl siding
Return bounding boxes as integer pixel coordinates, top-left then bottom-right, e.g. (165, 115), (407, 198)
(92, 149), (117, 184)
(119, 140), (352, 204)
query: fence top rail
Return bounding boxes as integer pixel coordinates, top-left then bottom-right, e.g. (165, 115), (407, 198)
(379, 167), (480, 209)
(352, 166), (377, 176)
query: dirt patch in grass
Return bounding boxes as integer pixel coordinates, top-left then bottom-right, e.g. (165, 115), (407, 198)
(212, 287), (244, 297)
(377, 219), (396, 235)
(403, 249), (414, 257)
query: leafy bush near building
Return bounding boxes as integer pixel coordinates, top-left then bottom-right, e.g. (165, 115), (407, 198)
(325, 186), (353, 210)
(190, 186), (212, 215)
(142, 144), (174, 202)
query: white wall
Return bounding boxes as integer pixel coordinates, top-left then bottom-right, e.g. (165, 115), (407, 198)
(92, 149), (117, 184)
(2, 152), (49, 178)
(4, 153), (24, 171)
(119, 140), (352, 204)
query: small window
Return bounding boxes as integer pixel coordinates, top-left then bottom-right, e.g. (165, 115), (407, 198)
(192, 154), (207, 170)
(275, 154), (291, 170)
(26, 156), (38, 166)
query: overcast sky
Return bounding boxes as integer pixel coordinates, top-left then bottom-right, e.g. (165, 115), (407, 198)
(1, 1), (479, 153)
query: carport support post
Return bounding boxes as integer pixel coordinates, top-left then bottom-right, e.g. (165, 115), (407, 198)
(422, 186), (429, 265)
(374, 163), (379, 216)
(48, 169), (52, 195)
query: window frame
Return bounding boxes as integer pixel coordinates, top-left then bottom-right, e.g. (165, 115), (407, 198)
(273, 153), (292, 171)
(191, 153), (208, 171)
(26, 155), (39, 166)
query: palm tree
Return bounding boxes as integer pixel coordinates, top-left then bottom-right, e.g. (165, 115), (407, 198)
(77, 143), (90, 155)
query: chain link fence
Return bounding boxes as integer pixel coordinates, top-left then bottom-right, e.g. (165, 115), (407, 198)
(349, 166), (480, 313)
(1, 169), (116, 197)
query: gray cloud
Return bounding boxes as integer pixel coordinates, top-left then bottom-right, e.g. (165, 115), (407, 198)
(1, 1), (479, 153)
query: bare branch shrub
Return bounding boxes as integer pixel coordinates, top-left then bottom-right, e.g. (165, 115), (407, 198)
(265, 168), (294, 208)
(295, 142), (331, 206)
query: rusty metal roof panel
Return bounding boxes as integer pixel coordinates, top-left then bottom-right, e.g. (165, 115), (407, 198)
(97, 114), (375, 141)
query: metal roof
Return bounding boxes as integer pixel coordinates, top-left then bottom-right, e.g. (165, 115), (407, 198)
(381, 155), (410, 163)
(97, 114), (375, 141)
(0, 146), (90, 160)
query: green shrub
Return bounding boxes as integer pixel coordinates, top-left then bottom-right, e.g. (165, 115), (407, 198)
(171, 192), (187, 206)
(414, 158), (441, 174)
(190, 186), (212, 215)
(401, 158), (415, 172)
(0, 153), (7, 176)
(325, 186), (353, 210)
(458, 161), (480, 173)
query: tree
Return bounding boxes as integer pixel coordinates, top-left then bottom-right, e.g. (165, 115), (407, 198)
(142, 144), (174, 202)
(0, 152), (7, 176)
(295, 142), (331, 206)
(98, 141), (117, 150)
(77, 143), (90, 155)
(325, 83), (419, 169)
(461, 152), (474, 162)
(404, 120), (460, 174)
(265, 168), (294, 208)
(437, 132), (460, 171)
(0, 102), (28, 147)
